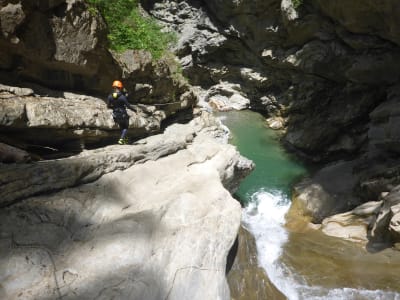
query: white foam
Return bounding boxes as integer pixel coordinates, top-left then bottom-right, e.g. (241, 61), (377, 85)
(242, 189), (301, 299)
(242, 189), (400, 300)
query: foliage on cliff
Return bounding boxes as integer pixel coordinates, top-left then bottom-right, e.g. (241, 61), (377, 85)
(87, 0), (176, 58)
(292, 0), (303, 9)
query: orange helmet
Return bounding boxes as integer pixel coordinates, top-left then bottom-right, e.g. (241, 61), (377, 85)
(112, 80), (123, 89)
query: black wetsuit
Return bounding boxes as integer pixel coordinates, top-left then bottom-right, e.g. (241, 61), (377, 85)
(107, 91), (135, 129)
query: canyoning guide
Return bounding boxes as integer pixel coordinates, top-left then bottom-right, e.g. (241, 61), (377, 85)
(107, 80), (137, 145)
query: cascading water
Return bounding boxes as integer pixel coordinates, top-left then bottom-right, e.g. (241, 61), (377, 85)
(219, 110), (400, 300)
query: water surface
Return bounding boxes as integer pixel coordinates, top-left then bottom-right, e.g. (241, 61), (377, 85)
(218, 110), (306, 201)
(219, 110), (400, 300)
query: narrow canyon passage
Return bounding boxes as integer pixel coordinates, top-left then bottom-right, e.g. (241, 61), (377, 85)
(221, 110), (400, 300)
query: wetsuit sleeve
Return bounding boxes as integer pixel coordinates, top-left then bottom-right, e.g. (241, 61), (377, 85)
(120, 95), (136, 112)
(106, 94), (113, 108)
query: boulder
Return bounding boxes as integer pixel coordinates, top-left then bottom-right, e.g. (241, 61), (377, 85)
(371, 186), (400, 243)
(206, 82), (250, 111)
(0, 111), (253, 205)
(320, 201), (382, 243)
(0, 0), (117, 93)
(0, 83), (164, 149)
(0, 112), (254, 299)
(291, 160), (361, 223)
(112, 50), (197, 116)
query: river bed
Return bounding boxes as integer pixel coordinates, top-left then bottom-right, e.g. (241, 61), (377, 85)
(219, 110), (400, 300)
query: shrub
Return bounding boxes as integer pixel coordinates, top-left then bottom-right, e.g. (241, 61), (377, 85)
(292, 0), (303, 9)
(87, 0), (176, 59)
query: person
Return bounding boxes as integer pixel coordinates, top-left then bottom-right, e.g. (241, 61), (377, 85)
(107, 80), (137, 145)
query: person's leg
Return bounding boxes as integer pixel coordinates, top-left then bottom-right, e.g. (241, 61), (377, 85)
(118, 118), (129, 144)
(120, 128), (128, 139)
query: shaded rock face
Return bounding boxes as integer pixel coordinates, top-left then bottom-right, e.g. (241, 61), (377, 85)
(0, 0), (116, 93)
(0, 2), (253, 299)
(0, 83), (167, 157)
(0, 1), (198, 158)
(0, 112), (254, 299)
(142, 0), (400, 160)
(141, 0), (400, 247)
(0, 0), (196, 116)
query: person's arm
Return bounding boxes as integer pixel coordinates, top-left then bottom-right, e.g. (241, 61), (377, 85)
(106, 94), (113, 108)
(120, 95), (137, 112)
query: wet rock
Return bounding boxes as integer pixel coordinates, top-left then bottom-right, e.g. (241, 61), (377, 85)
(227, 226), (286, 300)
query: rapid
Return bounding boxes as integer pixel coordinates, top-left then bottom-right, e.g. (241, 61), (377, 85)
(219, 110), (400, 300)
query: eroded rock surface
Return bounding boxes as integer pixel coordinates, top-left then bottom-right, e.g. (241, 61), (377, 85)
(141, 0), (400, 247)
(0, 112), (254, 300)
(0, 83), (166, 151)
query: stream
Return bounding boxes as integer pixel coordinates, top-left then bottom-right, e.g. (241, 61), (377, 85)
(219, 110), (400, 300)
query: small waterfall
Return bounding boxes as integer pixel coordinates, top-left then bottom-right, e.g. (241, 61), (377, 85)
(243, 189), (400, 300)
(242, 189), (300, 299)
(219, 110), (400, 300)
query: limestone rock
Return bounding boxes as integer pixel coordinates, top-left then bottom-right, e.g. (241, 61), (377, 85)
(390, 204), (400, 240)
(0, 0), (198, 116)
(111, 50), (197, 116)
(0, 111), (253, 205)
(142, 0), (400, 167)
(0, 142), (31, 163)
(368, 84), (400, 154)
(371, 186), (400, 243)
(206, 82), (250, 111)
(0, 83), (164, 148)
(227, 226), (286, 300)
(292, 160), (361, 223)
(320, 201), (382, 243)
(312, 0), (400, 46)
(321, 212), (371, 243)
(266, 117), (285, 130)
(0, 112), (253, 300)
(0, 0), (116, 93)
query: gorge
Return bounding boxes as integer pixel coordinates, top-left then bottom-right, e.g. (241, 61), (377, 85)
(1, 0), (400, 299)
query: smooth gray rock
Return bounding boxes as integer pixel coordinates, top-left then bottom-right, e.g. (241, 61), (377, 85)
(293, 160), (361, 222)
(0, 113), (253, 300)
(0, 83), (165, 147)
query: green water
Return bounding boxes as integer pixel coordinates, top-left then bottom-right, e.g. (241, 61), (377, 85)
(220, 109), (400, 298)
(218, 110), (307, 201)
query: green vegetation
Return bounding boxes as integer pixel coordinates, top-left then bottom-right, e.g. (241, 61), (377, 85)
(87, 0), (176, 59)
(292, 0), (303, 9)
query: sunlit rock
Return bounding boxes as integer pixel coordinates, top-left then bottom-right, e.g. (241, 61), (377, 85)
(0, 112), (254, 299)
(320, 201), (382, 243)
